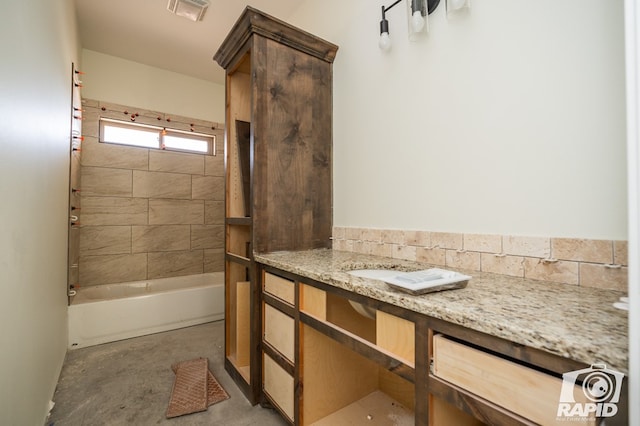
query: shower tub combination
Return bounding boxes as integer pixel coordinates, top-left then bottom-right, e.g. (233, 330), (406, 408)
(68, 272), (224, 349)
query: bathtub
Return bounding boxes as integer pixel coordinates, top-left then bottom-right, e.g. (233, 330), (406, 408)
(68, 272), (224, 349)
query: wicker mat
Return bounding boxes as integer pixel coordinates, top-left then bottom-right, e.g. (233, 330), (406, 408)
(166, 358), (230, 419)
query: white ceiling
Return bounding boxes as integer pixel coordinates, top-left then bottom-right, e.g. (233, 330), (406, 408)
(74, 0), (304, 85)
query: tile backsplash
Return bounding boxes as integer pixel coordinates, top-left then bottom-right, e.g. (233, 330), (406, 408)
(77, 99), (224, 287)
(333, 227), (628, 291)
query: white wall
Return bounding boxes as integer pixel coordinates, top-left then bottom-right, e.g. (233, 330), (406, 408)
(291, 0), (627, 240)
(0, 0), (79, 424)
(81, 49), (225, 123)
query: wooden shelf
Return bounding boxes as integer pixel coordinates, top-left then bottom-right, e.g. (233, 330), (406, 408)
(310, 390), (413, 426)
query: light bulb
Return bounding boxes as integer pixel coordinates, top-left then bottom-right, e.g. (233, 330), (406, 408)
(411, 10), (425, 33)
(379, 32), (391, 51)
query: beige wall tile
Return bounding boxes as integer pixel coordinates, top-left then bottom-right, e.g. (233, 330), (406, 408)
(205, 200), (224, 225)
(191, 225), (224, 250)
(343, 240), (355, 252)
(332, 239), (346, 251)
(81, 197), (148, 226)
(503, 236), (550, 258)
(404, 230), (430, 247)
(381, 229), (404, 244)
(416, 247), (446, 266)
(480, 253), (524, 277)
(149, 199), (204, 225)
(79, 226), (131, 256)
(149, 150), (204, 175)
(204, 249), (224, 273)
(614, 241), (628, 266)
(552, 238), (613, 263)
(192, 175), (224, 200)
(79, 253), (147, 286)
(369, 243), (392, 258)
(81, 139), (149, 170)
(131, 225), (190, 253)
(132, 171), (192, 199)
(147, 250), (203, 279)
(445, 250), (481, 271)
(332, 227), (346, 240)
(431, 232), (463, 250)
(361, 228), (382, 242)
(351, 240), (366, 254)
(464, 234), (502, 253)
(579, 264), (628, 291)
(391, 244), (417, 261)
(523, 258), (579, 285)
(81, 167), (132, 197)
(345, 227), (364, 240)
(205, 154), (224, 177)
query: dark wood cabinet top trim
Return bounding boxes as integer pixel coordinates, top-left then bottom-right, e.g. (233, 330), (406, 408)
(213, 6), (338, 69)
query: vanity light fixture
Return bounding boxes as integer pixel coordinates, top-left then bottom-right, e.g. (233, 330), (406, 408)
(379, 0), (441, 50)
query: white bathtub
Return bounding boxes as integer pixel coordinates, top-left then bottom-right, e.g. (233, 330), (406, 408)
(68, 272), (224, 349)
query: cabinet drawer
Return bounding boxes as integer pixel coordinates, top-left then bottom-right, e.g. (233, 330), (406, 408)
(432, 335), (594, 425)
(264, 272), (295, 305)
(264, 304), (295, 362)
(264, 353), (294, 421)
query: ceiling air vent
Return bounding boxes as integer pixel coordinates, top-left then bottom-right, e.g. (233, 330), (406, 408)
(167, 0), (209, 22)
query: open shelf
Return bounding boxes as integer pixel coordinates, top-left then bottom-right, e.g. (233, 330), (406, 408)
(301, 325), (415, 425)
(300, 284), (415, 367)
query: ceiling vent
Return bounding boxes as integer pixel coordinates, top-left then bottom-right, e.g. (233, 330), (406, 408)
(167, 0), (209, 22)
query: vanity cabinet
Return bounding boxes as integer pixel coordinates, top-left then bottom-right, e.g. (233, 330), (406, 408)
(213, 7), (337, 403)
(257, 264), (627, 426)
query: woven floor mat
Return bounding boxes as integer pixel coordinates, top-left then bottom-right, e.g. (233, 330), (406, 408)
(166, 358), (230, 419)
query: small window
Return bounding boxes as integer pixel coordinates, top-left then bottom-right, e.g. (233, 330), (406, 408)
(99, 118), (215, 155)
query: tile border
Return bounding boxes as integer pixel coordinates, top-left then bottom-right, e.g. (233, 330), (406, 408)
(332, 227), (628, 291)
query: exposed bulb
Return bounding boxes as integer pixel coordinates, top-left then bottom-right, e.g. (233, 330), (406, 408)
(411, 10), (425, 33)
(379, 32), (391, 51)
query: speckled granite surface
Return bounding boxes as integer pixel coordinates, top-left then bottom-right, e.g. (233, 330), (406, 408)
(254, 249), (628, 374)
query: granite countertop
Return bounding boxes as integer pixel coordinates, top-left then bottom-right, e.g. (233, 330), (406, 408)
(254, 248), (628, 374)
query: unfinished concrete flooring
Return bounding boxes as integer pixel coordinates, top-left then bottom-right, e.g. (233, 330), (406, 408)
(47, 321), (286, 426)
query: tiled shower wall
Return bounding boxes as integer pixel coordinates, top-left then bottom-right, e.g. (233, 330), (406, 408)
(333, 227), (628, 292)
(77, 99), (224, 287)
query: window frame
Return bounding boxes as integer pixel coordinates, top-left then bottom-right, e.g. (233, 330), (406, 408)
(99, 117), (216, 155)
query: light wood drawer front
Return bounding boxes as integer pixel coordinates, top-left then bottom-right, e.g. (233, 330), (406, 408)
(300, 284), (326, 320)
(264, 304), (295, 362)
(264, 354), (294, 421)
(376, 310), (415, 366)
(264, 272), (295, 305)
(432, 335), (594, 426)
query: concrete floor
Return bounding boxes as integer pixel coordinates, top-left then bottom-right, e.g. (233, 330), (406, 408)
(47, 321), (286, 426)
